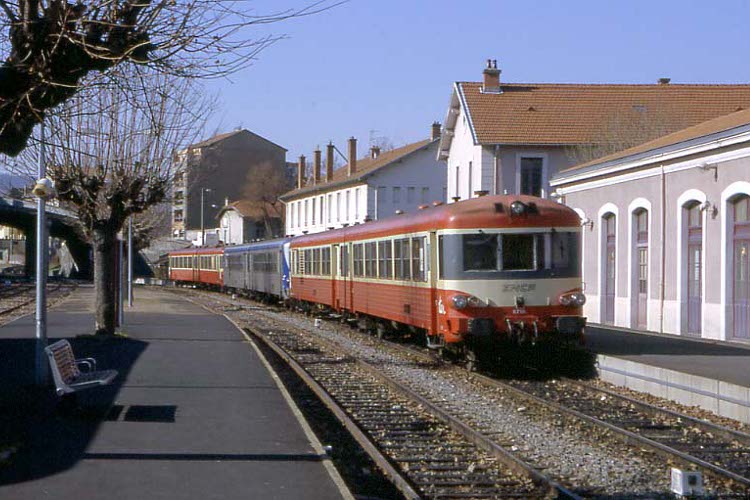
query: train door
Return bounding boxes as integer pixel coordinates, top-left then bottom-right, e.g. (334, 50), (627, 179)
(428, 231), (438, 335)
(338, 243), (351, 311)
(331, 244), (338, 309)
(192, 255), (198, 283)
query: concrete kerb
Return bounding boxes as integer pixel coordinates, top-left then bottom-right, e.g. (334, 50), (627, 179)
(182, 294), (354, 500)
(597, 355), (750, 425)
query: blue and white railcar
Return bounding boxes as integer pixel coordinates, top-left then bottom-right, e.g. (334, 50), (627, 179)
(223, 238), (291, 300)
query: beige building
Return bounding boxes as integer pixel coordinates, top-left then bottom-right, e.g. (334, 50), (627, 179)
(551, 109), (750, 344)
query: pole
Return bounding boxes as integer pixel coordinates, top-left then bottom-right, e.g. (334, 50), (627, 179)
(200, 188), (205, 247)
(127, 216), (133, 307)
(35, 122), (48, 386)
(117, 238), (124, 326)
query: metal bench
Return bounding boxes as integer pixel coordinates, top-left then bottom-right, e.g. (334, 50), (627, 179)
(45, 339), (118, 396)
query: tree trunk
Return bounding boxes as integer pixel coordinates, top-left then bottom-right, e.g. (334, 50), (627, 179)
(93, 226), (118, 335)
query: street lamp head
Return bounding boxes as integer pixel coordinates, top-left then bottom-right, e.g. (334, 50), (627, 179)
(32, 178), (57, 200)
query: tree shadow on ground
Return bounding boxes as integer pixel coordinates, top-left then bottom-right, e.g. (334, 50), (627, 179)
(0, 336), (146, 485)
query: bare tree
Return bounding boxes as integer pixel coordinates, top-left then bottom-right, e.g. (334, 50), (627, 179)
(566, 105), (691, 165)
(9, 68), (212, 334)
(0, 0), (342, 156)
(242, 160), (292, 236)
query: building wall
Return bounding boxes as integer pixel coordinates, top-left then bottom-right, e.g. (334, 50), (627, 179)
(445, 107), (579, 202)
(285, 142), (446, 236)
(172, 131), (287, 239)
(559, 142), (750, 342)
(219, 210), (245, 245)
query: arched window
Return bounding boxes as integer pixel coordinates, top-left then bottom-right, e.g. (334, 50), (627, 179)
(603, 213), (616, 324)
(632, 208), (648, 329)
(732, 195), (750, 339)
(684, 201), (703, 335)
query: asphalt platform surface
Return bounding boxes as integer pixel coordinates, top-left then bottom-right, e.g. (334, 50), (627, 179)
(0, 286), (349, 499)
(586, 324), (750, 387)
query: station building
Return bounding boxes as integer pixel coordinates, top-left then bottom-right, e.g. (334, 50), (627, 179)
(551, 108), (750, 343)
(280, 124), (446, 237)
(437, 60), (750, 204)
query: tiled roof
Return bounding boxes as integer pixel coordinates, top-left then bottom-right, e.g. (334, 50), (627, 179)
(457, 82), (750, 145)
(217, 200), (278, 220)
(280, 139), (435, 200)
(559, 107), (750, 174)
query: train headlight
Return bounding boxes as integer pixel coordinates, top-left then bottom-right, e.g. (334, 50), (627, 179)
(467, 296), (486, 308)
(452, 295), (469, 309)
(510, 201), (527, 216)
(559, 292), (586, 307)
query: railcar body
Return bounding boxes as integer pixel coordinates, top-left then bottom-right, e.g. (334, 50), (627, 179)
(289, 195), (586, 347)
(223, 238), (291, 300)
(168, 247), (224, 287)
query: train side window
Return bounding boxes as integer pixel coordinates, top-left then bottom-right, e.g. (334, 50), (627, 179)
(412, 237), (426, 281)
(340, 245), (349, 277)
(463, 234), (497, 271)
(394, 238), (411, 280)
(353, 244), (364, 277)
(321, 247), (331, 275)
(365, 242), (377, 277)
(313, 248), (321, 275)
(377, 240), (392, 279)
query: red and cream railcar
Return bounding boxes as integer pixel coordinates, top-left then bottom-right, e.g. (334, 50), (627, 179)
(168, 247), (224, 287)
(289, 195), (586, 348)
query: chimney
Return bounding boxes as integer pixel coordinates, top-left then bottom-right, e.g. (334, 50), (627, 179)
(313, 148), (322, 185)
(297, 155), (306, 189)
(326, 142), (334, 182)
(347, 137), (357, 176)
(431, 121), (441, 141)
(658, 77), (671, 85)
(370, 146), (381, 159)
(482, 59), (501, 94)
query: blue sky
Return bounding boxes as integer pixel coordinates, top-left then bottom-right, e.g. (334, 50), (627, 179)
(205, 0), (750, 160)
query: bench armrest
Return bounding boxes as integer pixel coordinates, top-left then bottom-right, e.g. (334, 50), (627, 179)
(76, 358), (97, 372)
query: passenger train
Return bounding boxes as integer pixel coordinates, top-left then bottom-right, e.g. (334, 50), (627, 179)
(169, 195), (586, 356)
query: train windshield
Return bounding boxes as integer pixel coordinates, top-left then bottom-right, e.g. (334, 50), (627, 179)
(440, 231), (579, 279)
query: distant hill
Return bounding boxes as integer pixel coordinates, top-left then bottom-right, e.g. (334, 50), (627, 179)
(0, 173), (30, 195)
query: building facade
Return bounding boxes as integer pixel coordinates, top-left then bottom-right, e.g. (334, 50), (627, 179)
(216, 200), (282, 245)
(171, 129), (288, 244)
(551, 109), (750, 343)
(280, 125), (446, 237)
(438, 60), (750, 203)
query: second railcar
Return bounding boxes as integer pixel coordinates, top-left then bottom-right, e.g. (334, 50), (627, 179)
(168, 247), (224, 287)
(223, 238), (291, 300)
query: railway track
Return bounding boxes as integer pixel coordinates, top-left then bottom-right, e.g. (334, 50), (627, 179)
(0, 281), (76, 319)
(185, 289), (750, 496)
(243, 312), (576, 499)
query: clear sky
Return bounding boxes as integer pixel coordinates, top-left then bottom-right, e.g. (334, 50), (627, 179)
(205, 0), (750, 161)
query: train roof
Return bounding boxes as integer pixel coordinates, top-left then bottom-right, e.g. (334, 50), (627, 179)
(224, 237), (291, 254)
(292, 195), (581, 247)
(168, 246), (225, 256)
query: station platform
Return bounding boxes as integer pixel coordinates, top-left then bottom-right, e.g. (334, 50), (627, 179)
(586, 324), (750, 424)
(0, 286), (350, 499)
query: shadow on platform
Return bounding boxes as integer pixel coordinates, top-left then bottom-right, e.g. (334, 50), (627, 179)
(0, 336), (147, 486)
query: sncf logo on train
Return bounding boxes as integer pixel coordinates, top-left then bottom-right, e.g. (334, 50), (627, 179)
(502, 284), (536, 293)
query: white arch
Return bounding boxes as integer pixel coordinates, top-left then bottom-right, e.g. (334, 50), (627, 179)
(626, 198), (653, 329)
(597, 203), (619, 324)
(572, 208), (587, 295)
(720, 181), (750, 339)
(675, 189), (707, 336)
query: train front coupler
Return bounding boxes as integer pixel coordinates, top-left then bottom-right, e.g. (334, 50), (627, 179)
(504, 317), (540, 345)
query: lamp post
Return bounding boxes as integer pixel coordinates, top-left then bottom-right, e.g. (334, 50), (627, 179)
(200, 188), (212, 246)
(127, 216), (133, 307)
(32, 122), (56, 386)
